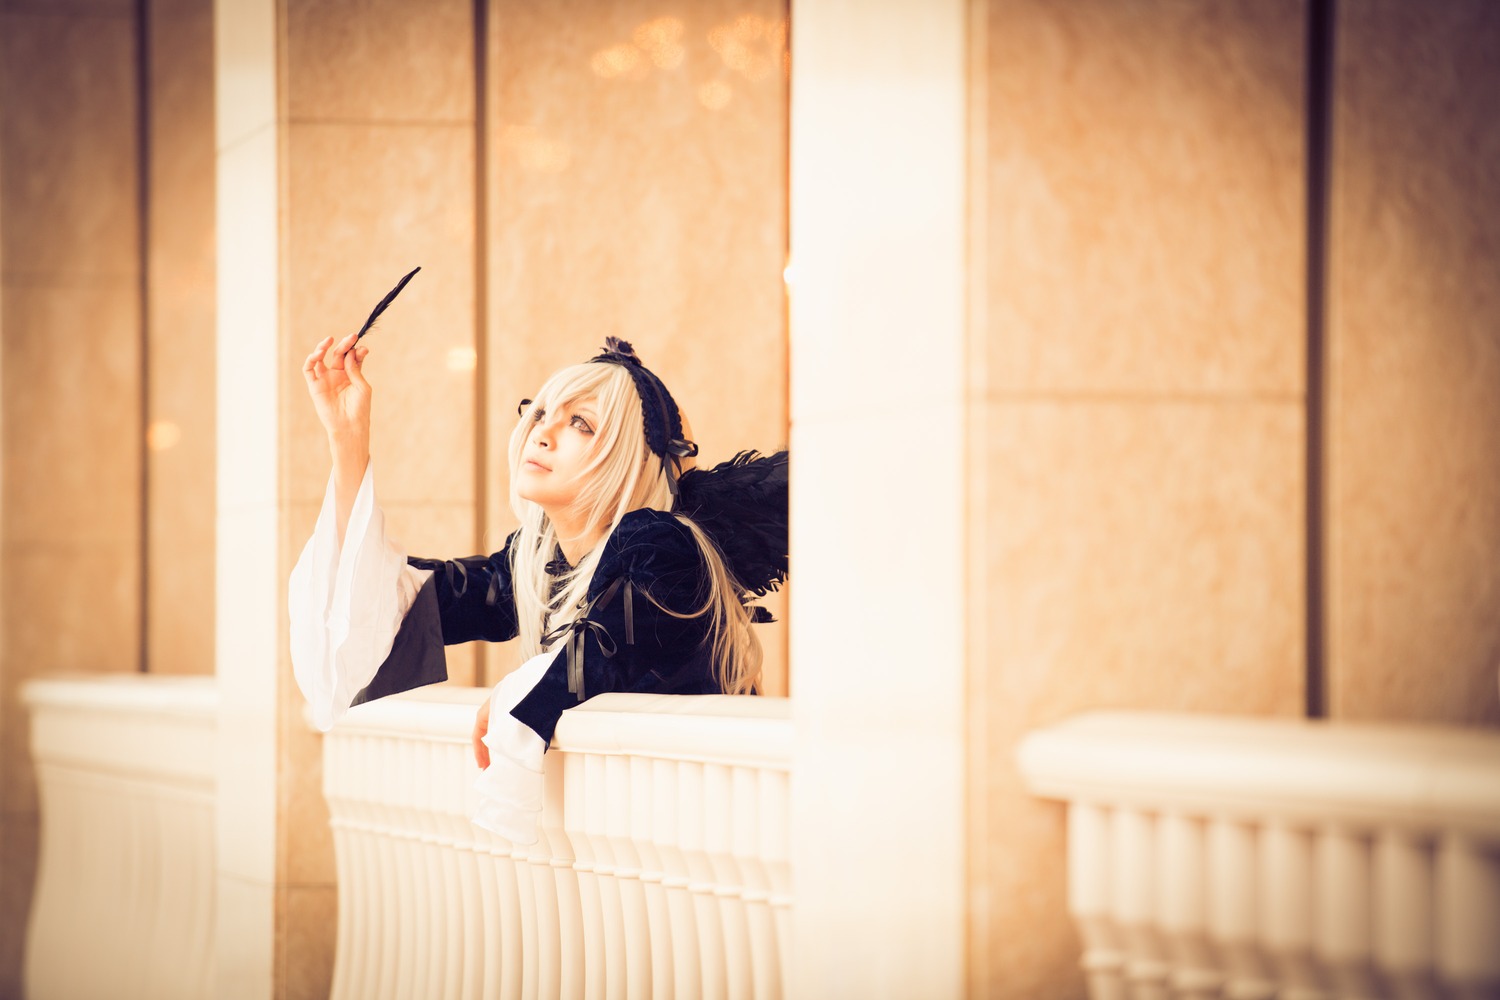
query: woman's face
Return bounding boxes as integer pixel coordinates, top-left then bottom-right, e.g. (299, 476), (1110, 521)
(516, 397), (600, 513)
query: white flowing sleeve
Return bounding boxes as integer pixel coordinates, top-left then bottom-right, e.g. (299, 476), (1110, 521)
(289, 463), (432, 731)
(471, 649), (555, 844)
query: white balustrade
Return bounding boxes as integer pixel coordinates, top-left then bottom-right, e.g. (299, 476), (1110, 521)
(321, 687), (792, 1000)
(23, 674), (219, 1000)
(1018, 712), (1500, 1000)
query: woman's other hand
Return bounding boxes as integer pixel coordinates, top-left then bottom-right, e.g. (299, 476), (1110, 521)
(473, 697), (492, 769)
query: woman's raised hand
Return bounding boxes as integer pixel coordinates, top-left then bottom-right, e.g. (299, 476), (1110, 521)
(303, 333), (372, 444)
(305, 333), (373, 546)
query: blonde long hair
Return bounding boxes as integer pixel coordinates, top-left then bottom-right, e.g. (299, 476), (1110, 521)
(506, 362), (761, 695)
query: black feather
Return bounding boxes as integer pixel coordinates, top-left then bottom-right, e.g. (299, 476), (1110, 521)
(356, 266), (421, 339)
(675, 450), (788, 598)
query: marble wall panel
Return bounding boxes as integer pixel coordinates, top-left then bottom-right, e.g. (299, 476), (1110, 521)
(0, 11), (140, 280)
(970, 2), (1309, 995)
(2, 283), (143, 547)
(278, 884), (337, 1000)
(147, 0), (217, 674)
(285, 0), (473, 123)
(484, 0), (789, 686)
(1328, 0), (1500, 726)
(283, 122), (476, 507)
(277, 702), (333, 886)
(1, 0), (130, 9)
(984, 0), (1304, 396)
(978, 402), (1304, 721)
(971, 400), (1305, 997)
(0, 814), (39, 1000)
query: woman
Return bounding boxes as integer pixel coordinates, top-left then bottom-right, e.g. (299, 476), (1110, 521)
(290, 326), (785, 843)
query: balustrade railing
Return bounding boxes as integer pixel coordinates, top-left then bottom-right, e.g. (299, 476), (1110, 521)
(321, 687), (793, 1000)
(23, 675), (219, 1000)
(1018, 712), (1500, 1000)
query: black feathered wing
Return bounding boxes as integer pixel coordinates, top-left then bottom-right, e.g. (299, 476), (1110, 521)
(673, 449), (788, 598)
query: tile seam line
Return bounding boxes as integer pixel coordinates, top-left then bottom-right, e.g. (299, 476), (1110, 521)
(982, 391), (1308, 403)
(284, 117), (474, 127)
(0, 274), (143, 285)
(135, 0), (150, 675)
(0, 8), (134, 19)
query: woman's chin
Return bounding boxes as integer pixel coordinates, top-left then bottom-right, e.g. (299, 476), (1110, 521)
(516, 485), (564, 511)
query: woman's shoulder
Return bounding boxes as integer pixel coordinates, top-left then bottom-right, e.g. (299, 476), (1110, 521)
(594, 508), (702, 587)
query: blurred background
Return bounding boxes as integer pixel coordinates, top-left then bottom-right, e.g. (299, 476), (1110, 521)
(0, 0), (1496, 997)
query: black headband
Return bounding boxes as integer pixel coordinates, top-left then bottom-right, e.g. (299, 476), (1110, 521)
(587, 338), (698, 493)
(518, 338), (700, 495)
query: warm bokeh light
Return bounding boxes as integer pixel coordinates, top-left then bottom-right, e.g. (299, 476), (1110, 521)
(708, 14), (785, 82)
(146, 420), (182, 451)
(589, 43), (646, 80)
(446, 346), (477, 372)
(698, 79), (732, 110)
(590, 14), (787, 91)
(634, 17), (685, 70)
(498, 124), (571, 173)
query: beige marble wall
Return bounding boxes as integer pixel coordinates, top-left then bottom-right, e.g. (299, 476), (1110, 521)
(147, 0), (217, 675)
(969, 1), (1307, 995)
(1327, 1), (1500, 727)
(483, 0), (790, 693)
(0, 5), (142, 996)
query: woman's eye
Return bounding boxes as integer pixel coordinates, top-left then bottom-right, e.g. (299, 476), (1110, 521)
(571, 415), (594, 434)
(531, 408), (545, 423)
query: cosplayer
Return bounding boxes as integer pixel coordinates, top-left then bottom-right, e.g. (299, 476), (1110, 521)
(289, 274), (787, 845)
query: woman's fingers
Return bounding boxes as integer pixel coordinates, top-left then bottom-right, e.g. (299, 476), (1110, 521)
(346, 346), (372, 392)
(472, 700), (492, 770)
(303, 336), (335, 381)
(322, 332), (359, 370)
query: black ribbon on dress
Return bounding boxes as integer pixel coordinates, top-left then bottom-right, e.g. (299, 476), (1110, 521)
(540, 577), (636, 701)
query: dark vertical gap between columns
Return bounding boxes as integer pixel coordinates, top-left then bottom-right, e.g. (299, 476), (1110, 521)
(473, 0), (490, 686)
(1305, 0), (1335, 718)
(136, 0), (152, 674)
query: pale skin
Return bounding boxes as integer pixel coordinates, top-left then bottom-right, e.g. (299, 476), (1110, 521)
(302, 332), (608, 769)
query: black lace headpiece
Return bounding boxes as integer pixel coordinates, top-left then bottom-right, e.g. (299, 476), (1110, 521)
(588, 337), (700, 494)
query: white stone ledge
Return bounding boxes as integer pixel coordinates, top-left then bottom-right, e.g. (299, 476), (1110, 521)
(324, 687), (793, 769)
(24, 674), (218, 786)
(1018, 711), (1500, 838)
(24, 673), (219, 1000)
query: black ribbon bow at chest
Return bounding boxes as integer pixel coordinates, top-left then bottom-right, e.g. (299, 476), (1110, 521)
(539, 577), (636, 701)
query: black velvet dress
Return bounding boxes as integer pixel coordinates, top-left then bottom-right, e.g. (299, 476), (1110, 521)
(350, 507), (720, 745)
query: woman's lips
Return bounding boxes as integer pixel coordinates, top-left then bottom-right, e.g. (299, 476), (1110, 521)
(522, 459), (550, 472)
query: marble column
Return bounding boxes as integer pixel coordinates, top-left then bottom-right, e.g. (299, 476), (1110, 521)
(788, 1), (969, 995)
